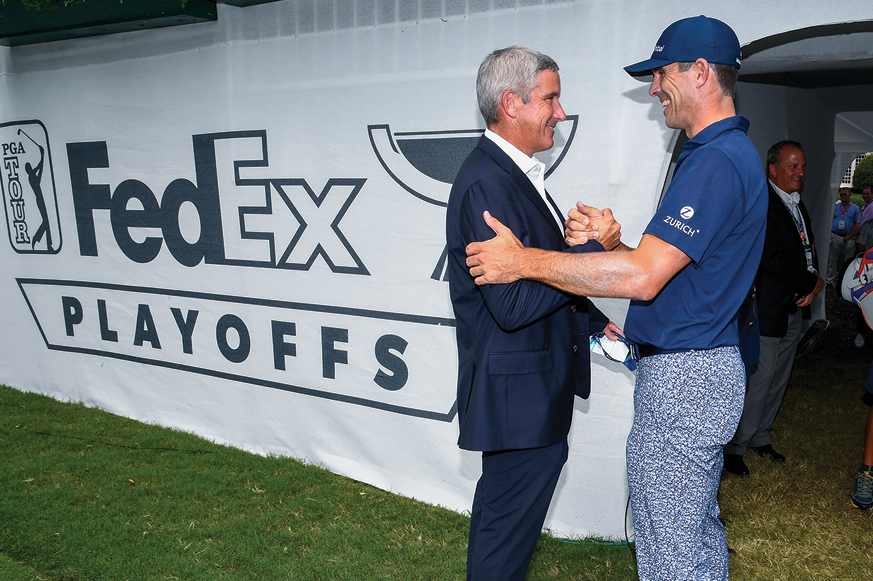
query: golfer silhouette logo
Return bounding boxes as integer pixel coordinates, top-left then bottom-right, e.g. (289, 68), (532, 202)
(368, 116), (579, 280)
(0, 121), (61, 254)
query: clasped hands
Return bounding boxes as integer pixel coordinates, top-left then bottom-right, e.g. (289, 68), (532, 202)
(465, 201), (622, 285)
(563, 202), (622, 250)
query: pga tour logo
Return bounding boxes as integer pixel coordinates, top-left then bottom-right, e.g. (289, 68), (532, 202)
(0, 121), (61, 254)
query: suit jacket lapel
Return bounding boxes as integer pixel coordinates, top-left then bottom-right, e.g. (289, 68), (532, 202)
(477, 136), (564, 239)
(769, 182), (813, 261)
(543, 190), (565, 231)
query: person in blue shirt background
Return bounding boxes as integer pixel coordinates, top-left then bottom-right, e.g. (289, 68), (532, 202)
(827, 186), (860, 287)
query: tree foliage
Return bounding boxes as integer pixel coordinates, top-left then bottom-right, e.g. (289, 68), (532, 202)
(3, 0), (84, 10)
(854, 153), (873, 192)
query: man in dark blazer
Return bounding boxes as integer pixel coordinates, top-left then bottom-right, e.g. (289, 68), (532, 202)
(724, 140), (825, 477)
(446, 46), (618, 580)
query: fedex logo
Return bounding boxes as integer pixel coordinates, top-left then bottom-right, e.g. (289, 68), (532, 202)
(68, 130), (368, 274)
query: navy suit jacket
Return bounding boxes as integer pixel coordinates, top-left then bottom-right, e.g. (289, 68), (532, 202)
(446, 136), (608, 453)
(756, 183), (819, 338)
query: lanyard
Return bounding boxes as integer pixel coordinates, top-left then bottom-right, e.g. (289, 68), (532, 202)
(781, 197), (815, 270)
(780, 198), (807, 243)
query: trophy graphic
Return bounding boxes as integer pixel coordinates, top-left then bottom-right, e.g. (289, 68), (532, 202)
(368, 116), (579, 279)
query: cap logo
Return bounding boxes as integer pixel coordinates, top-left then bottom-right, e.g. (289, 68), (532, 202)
(653, 44), (665, 53)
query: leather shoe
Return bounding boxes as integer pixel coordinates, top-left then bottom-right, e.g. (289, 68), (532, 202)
(749, 444), (786, 463)
(723, 453), (749, 477)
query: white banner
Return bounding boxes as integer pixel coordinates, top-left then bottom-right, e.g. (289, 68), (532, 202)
(3, 0), (872, 539)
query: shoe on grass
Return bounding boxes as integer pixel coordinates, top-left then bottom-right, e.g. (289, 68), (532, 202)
(851, 470), (873, 510)
(749, 444), (786, 463)
(723, 453), (749, 477)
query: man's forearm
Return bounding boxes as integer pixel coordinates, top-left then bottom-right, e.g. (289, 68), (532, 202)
(466, 214), (691, 299)
(513, 245), (662, 300)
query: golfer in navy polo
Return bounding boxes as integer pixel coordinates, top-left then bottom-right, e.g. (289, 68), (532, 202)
(465, 16), (768, 581)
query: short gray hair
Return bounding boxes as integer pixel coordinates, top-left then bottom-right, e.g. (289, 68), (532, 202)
(477, 46), (559, 127)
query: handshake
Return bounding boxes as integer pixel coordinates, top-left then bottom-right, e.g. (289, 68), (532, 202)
(562, 201), (623, 251)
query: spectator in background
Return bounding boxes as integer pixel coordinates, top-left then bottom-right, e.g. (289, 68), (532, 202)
(850, 185), (873, 255)
(723, 141), (824, 478)
(827, 187), (859, 287)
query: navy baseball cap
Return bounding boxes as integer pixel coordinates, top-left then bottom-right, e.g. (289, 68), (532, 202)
(624, 15), (742, 76)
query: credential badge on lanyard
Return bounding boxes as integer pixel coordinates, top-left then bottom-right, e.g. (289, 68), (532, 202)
(782, 198), (814, 270)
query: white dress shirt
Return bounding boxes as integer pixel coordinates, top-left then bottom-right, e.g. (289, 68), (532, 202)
(484, 130), (564, 231)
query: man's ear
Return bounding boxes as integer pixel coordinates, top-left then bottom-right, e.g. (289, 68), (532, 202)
(501, 90), (518, 120)
(768, 163), (777, 180)
(694, 58), (710, 88)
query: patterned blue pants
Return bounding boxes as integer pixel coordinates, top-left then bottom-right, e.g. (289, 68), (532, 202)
(627, 347), (745, 581)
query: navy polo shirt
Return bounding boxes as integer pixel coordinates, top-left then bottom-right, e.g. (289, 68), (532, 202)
(625, 116), (768, 350)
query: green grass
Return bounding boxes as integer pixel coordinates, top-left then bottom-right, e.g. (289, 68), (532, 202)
(718, 352), (873, 581)
(0, 385), (635, 580)
(2, 339), (871, 579)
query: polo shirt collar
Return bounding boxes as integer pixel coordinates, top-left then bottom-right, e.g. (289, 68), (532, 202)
(684, 115), (750, 148)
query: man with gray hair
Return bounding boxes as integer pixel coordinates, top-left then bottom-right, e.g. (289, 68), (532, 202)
(465, 17), (767, 581)
(446, 46), (619, 580)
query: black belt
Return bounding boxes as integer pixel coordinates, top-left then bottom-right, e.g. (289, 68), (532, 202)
(633, 344), (698, 361)
(833, 231), (850, 235)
